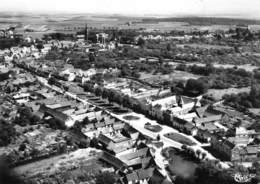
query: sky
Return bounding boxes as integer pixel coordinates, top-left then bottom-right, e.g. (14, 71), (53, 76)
(1, 0), (260, 18)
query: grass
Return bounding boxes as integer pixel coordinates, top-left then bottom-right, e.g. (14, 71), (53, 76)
(144, 124), (162, 132)
(123, 115), (140, 121)
(178, 43), (232, 50)
(164, 133), (196, 146)
(139, 71), (201, 85)
(207, 87), (250, 100)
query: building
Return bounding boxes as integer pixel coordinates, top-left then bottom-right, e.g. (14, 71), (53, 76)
(98, 132), (134, 154)
(231, 146), (259, 162)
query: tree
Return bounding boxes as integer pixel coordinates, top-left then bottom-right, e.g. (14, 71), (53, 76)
(137, 37), (145, 47)
(96, 172), (116, 184)
(0, 159), (23, 184)
(185, 79), (208, 96)
(36, 43), (44, 52)
(88, 53), (96, 62)
(165, 44), (171, 52)
(0, 119), (16, 146)
(205, 63), (216, 75)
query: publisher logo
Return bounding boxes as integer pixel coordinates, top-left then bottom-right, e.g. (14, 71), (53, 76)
(233, 173), (256, 183)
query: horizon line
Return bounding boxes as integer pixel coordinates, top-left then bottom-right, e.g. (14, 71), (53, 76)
(1, 10), (260, 20)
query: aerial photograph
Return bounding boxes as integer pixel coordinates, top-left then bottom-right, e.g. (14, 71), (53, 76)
(0, 0), (259, 183)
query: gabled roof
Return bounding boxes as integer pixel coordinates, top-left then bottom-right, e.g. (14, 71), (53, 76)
(195, 105), (208, 118)
(95, 121), (106, 128)
(126, 172), (139, 182)
(85, 123), (95, 130)
(109, 145), (130, 154)
(222, 139), (235, 149)
(184, 122), (195, 130)
(182, 96), (195, 105)
(100, 152), (127, 170)
(198, 123), (219, 132)
(173, 117), (188, 125)
(118, 147), (149, 161)
(213, 106), (243, 118)
(113, 121), (125, 130)
(246, 146), (259, 154)
(98, 134), (112, 145)
(137, 168), (155, 180)
(125, 157), (151, 167)
(125, 168), (155, 182)
(39, 104), (69, 123)
(194, 115), (222, 124)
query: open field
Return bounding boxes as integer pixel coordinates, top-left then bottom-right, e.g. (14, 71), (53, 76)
(177, 44), (232, 50)
(2, 13), (260, 37)
(139, 71), (202, 84)
(142, 17), (260, 26)
(185, 63), (259, 72)
(207, 87), (250, 100)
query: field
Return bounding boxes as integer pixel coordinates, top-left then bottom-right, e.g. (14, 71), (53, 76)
(142, 17), (260, 26)
(185, 62), (259, 72)
(177, 44), (232, 50)
(139, 71), (202, 84)
(207, 87), (250, 100)
(2, 13), (260, 38)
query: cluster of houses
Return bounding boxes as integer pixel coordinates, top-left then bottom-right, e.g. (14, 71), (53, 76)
(143, 93), (260, 162)
(59, 65), (120, 83)
(100, 72), (260, 164)
(12, 81), (103, 128)
(6, 69), (167, 183)
(93, 113), (165, 183)
(0, 43), (52, 61)
(134, 33), (214, 42)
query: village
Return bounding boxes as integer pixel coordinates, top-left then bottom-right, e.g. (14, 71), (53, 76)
(0, 20), (259, 184)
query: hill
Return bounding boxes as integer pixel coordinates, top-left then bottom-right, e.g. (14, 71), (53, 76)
(142, 17), (260, 26)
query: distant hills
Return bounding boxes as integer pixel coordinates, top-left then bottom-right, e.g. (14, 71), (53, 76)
(142, 17), (260, 25)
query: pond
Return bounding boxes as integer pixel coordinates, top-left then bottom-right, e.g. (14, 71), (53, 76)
(163, 147), (200, 179)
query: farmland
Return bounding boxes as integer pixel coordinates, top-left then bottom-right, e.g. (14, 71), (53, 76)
(207, 87), (251, 100)
(139, 71), (202, 85)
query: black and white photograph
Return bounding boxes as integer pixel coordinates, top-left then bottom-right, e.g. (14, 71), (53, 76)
(0, 0), (259, 184)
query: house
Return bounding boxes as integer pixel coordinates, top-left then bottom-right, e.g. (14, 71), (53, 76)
(234, 127), (256, 146)
(193, 115), (222, 126)
(39, 104), (74, 127)
(196, 129), (213, 142)
(211, 135), (235, 160)
(100, 151), (128, 173)
(13, 92), (31, 104)
(98, 133), (134, 154)
(117, 147), (154, 170)
(123, 124), (141, 141)
(147, 95), (198, 121)
(183, 122), (197, 135)
(171, 117), (188, 131)
(231, 145), (259, 162)
(123, 168), (156, 184)
(248, 108), (260, 117)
